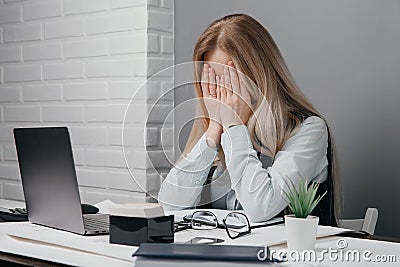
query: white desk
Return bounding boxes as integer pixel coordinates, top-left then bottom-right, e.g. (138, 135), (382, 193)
(0, 198), (135, 266)
(1, 199), (399, 266)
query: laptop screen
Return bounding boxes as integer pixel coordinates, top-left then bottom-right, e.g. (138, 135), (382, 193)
(13, 127), (85, 234)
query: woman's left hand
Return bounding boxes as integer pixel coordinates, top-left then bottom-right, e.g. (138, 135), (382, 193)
(217, 61), (252, 129)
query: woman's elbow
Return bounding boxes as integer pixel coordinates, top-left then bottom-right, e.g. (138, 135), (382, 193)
(158, 189), (185, 212)
(241, 196), (286, 223)
(242, 205), (275, 223)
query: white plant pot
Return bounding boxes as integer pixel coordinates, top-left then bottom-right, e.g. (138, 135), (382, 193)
(285, 215), (319, 251)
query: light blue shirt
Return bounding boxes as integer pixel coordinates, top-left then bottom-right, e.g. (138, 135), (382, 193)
(158, 116), (328, 222)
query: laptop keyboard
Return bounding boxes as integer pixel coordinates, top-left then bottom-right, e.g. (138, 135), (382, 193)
(83, 214), (109, 231)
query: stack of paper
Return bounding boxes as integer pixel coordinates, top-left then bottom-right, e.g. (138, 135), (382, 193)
(108, 203), (165, 218)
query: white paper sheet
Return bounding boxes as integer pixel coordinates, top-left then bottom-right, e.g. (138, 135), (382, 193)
(0, 222), (136, 263)
(0, 234), (133, 267)
(95, 199), (122, 214)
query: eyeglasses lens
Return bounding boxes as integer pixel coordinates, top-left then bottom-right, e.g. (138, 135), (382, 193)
(225, 213), (250, 238)
(191, 211), (218, 230)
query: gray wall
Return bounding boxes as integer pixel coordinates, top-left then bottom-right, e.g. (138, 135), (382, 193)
(174, 0), (400, 237)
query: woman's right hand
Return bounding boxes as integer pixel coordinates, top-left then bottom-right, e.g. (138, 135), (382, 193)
(201, 64), (223, 148)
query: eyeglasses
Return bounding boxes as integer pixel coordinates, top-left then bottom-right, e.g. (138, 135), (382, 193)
(174, 210), (251, 240)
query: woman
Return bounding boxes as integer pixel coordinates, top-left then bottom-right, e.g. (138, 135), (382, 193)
(158, 14), (341, 226)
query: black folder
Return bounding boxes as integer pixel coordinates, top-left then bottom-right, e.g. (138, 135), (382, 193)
(133, 243), (279, 262)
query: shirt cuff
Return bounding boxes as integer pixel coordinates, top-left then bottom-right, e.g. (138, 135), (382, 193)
(221, 125), (252, 149)
(186, 133), (218, 162)
(220, 125), (253, 168)
(188, 134), (216, 188)
(177, 133), (218, 180)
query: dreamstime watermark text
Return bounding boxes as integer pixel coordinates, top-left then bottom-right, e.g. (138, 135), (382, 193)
(257, 239), (397, 263)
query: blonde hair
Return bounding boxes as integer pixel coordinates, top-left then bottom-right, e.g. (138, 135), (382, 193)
(185, 14), (341, 222)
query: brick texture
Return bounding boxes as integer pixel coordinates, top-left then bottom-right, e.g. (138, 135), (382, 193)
(0, 0), (174, 204)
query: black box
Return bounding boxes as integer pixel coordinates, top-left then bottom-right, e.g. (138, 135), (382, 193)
(109, 215), (174, 246)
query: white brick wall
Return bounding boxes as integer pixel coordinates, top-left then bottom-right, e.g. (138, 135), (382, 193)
(0, 5), (21, 24)
(4, 64), (41, 82)
(23, 43), (62, 61)
(23, 0), (63, 21)
(3, 23), (42, 42)
(43, 18), (84, 39)
(23, 84), (62, 101)
(43, 61), (84, 80)
(0, 0), (174, 204)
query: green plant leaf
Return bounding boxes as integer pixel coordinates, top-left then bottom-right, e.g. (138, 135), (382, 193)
(303, 182), (317, 215)
(281, 177), (327, 218)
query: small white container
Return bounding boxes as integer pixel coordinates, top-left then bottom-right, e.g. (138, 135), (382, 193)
(285, 215), (319, 251)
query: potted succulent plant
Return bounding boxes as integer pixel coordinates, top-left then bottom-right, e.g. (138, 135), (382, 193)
(283, 179), (326, 251)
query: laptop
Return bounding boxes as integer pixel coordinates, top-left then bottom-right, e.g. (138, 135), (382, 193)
(13, 127), (109, 235)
